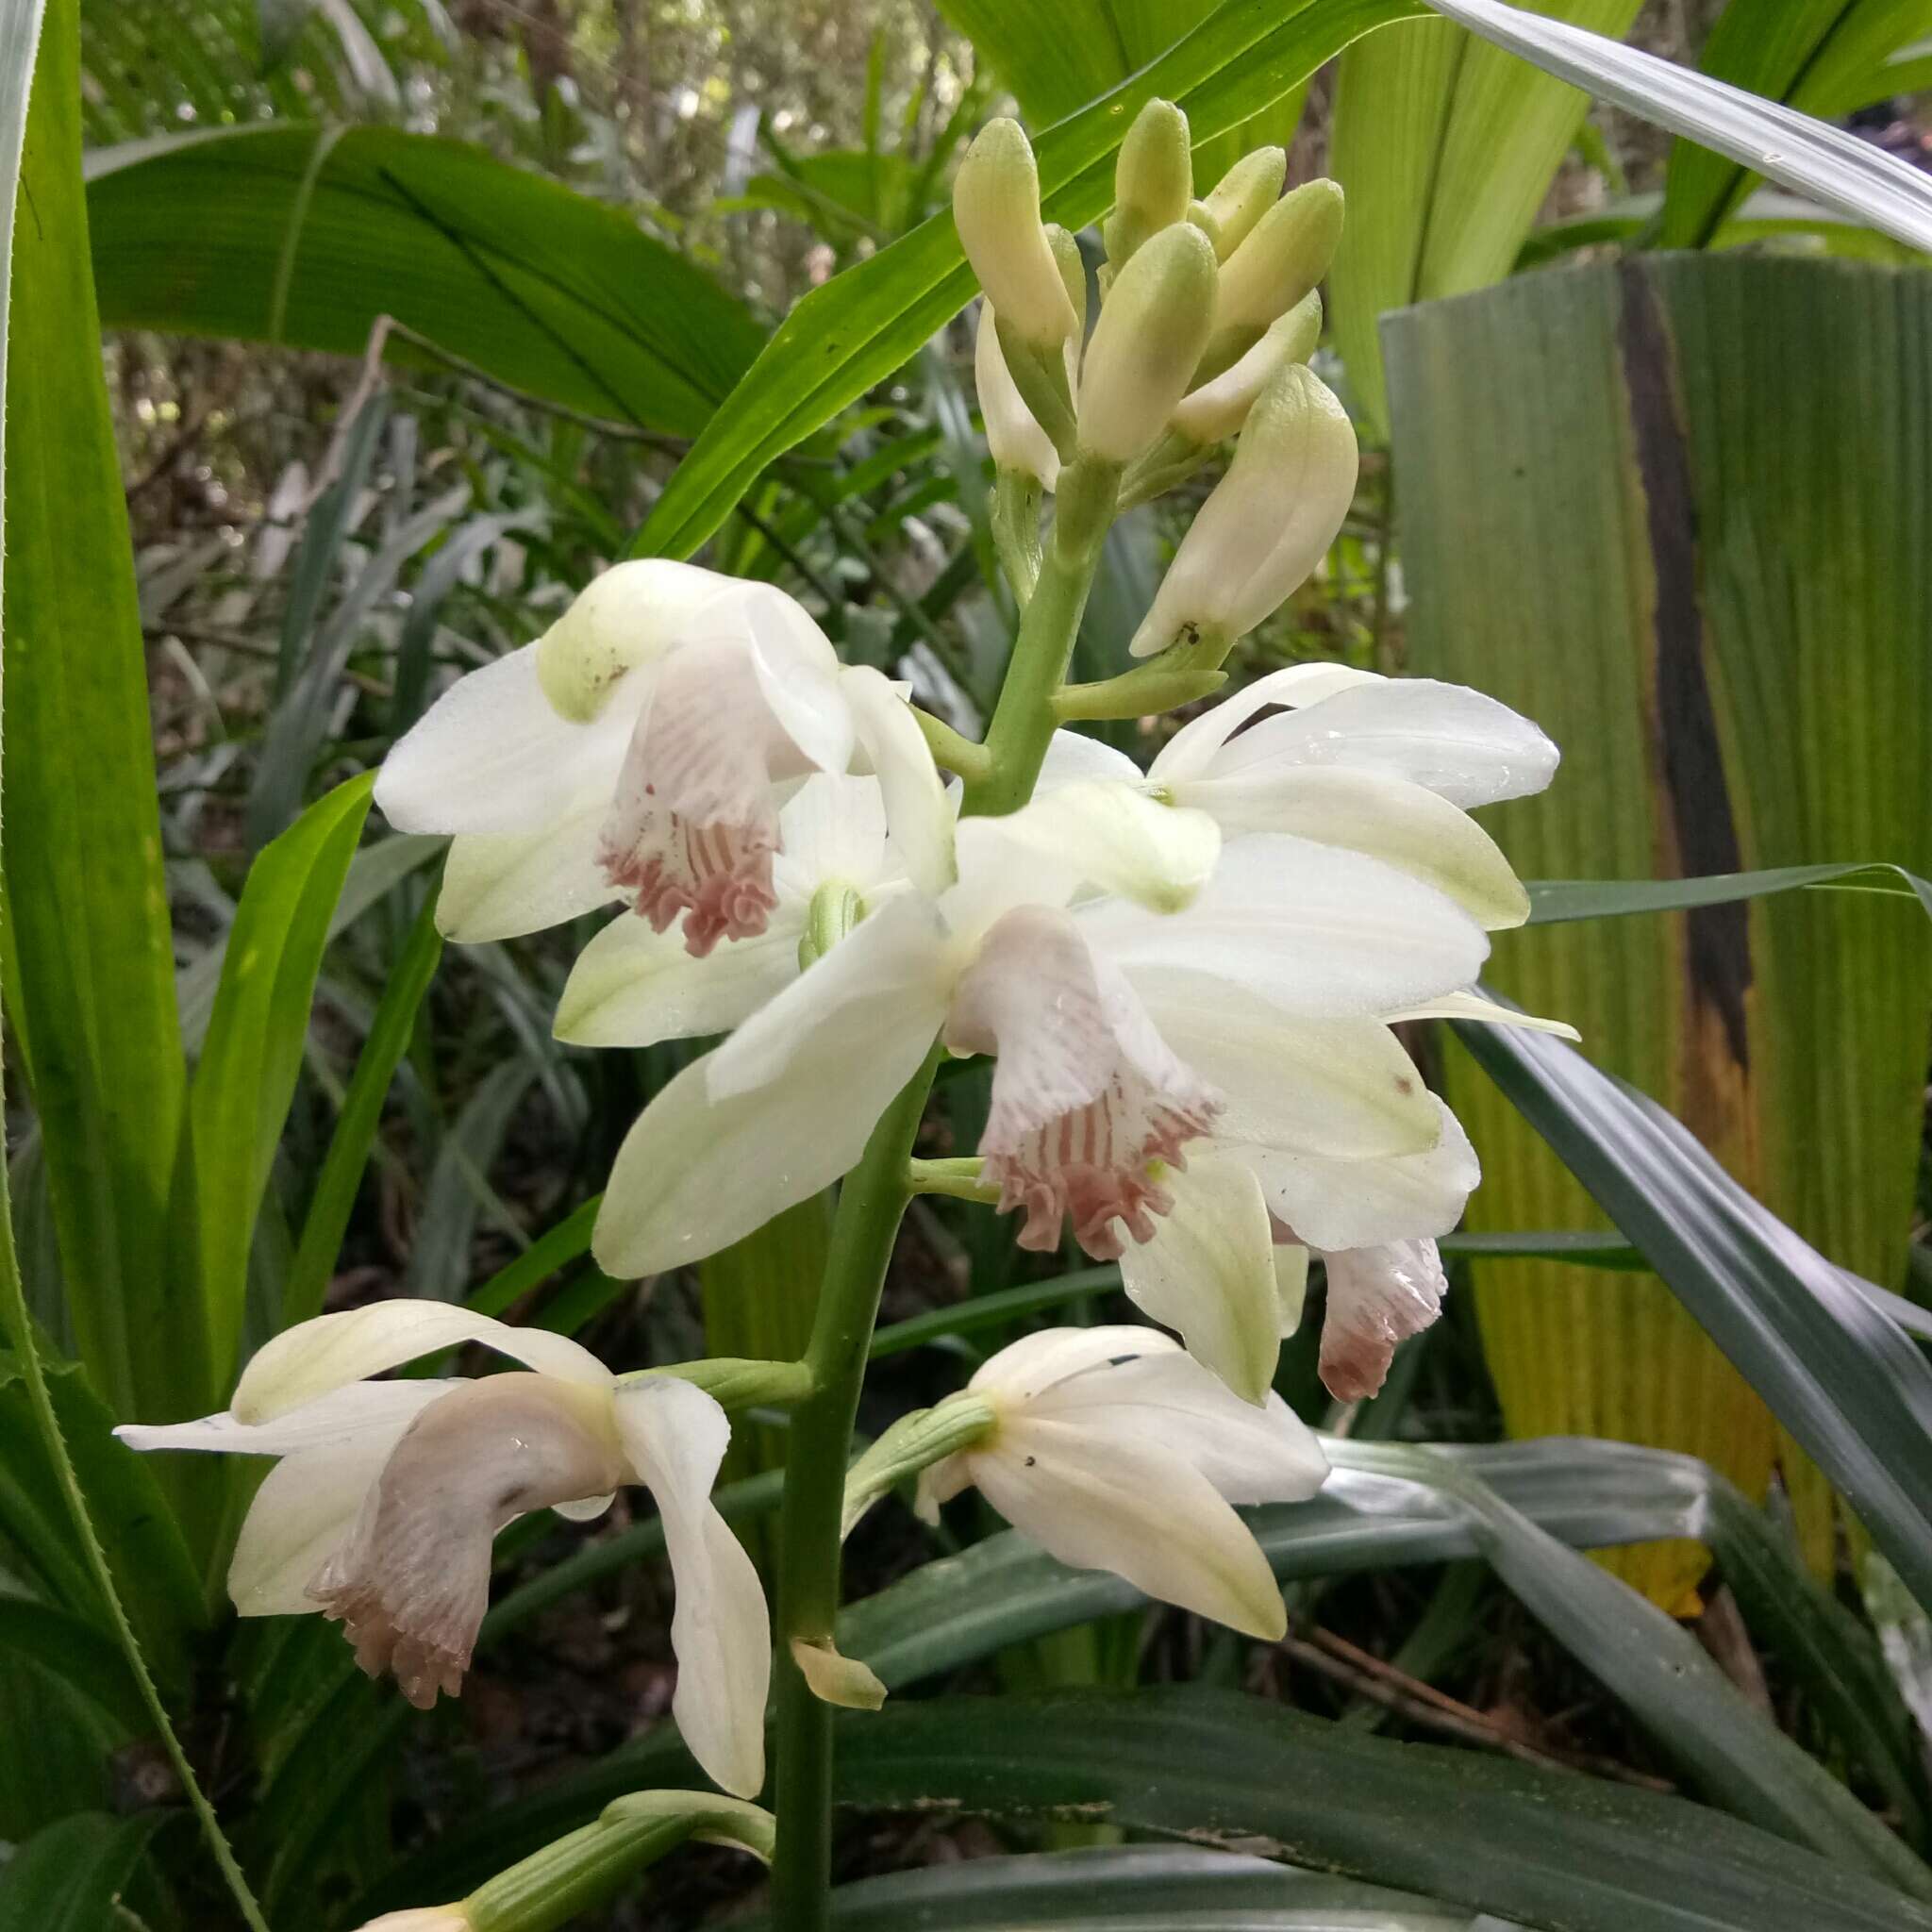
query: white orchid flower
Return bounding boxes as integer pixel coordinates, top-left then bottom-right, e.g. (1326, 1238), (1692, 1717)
(915, 1325), (1326, 1638)
(116, 1303), (769, 1798)
(1072, 968), (1575, 1402)
(554, 771), (919, 1050)
(1040, 664), (1558, 929)
(592, 778), (1492, 1279)
(375, 560), (948, 953)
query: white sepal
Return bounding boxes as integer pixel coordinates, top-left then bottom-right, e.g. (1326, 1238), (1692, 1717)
(612, 1379), (771, 1797)
(554, 913), (799, 1050)
(975, 303), (1060, 488)
(1116, 1152), (1282, 1404)
(232, 1303), (610, 1424)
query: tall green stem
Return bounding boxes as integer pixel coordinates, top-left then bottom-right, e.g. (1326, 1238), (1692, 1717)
(769, 485), (1111, 1927)
(769, 1054), (938, 1925)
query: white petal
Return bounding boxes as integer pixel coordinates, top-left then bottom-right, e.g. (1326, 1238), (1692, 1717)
(1151, 664), (1384, 783)
(774, 772), (891, 894)
(707, 894), (950, 1100)
(946, 906), (1220, 1259)
(1020, 1346), (1328, 1503)
(1117, 1154), (1282, 1403)
(742, 588), (854, 776)
(595, 970), (943, 1277)
(967, 1324), (1183, 1401)
(841, 665), (954, 896)
(1249, 1098), (1478, 1252)
(1173, 766), (1531, 930)
(968, 1421), (1289, 1638)
(554, 910), (800, 1049)
(1141, 980), (1439, 1160)
(1035, 728), (1143, 791)
(309, 1375), (624, 1707)
(1387, 989), (1579, 1040)
(117, 1378), (456, 1458)
(1212, 678), (1558, 808)
(1083, 835), (1489, 1018)
(375, 643), (629, 836)
(437, 808), (623, 942)
(228, 1414), (424, 1616)
(232, 1303), (611, 1424)
(613, 1379), (770, 1797)
(945, 781), (1219, 939)
(531, 558), (744, 719)
(1319, 1238), (1449, 1401)
(1274, 1242), (1310, 1334)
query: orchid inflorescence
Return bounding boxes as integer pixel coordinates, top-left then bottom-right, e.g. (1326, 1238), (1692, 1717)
(120, 98), (1568, 1908)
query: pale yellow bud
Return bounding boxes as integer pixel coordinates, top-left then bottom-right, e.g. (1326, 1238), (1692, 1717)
(1104, 99), (1192, 273)
(974, 303), (1059, 489)
(1044, 223), (1087, 343)
(1170, 291), (1322, 445)
(1075, 223), (1219, 464)
(355, 1909), (470, 1932)
(954, 119), (1077, 347)
(1208, 178), (1343, 366)
(1195, 146), (1287, 260)
(1130, 363), (1357, 657)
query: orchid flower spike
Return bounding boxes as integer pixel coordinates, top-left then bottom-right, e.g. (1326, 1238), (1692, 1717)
(592, 778), (1493, 1280)
(917, 1326), (1327, 1637)
(1041, 663), (1560, 929)
(116, 1304), (770, 1798)
(375, 560), (947, 955)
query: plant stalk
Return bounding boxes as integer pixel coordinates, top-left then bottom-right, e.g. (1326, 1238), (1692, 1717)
(769, 1052), (939, 1925)
(769, 457), (1111, 1928)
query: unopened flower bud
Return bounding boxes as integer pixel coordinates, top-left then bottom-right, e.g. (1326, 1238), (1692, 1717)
(1103, 99), (1192, 274)
(1194, 146), (1287, 260)
(1076, 222), (1219, 463)
(1205, 178), (1343, 372)
(356, 1910), (470, 1932)
(975, 304), (1059, 488)
(1130, 363), (1357, 658)
(954, 118), (1077, 348)
(1044, 223), (1087, 344)
(1171, 291), (1322, 445)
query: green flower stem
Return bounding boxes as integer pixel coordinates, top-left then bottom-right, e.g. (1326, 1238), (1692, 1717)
(907, 1156), (1001, 1205)
(962, 464), (1116, 818)
(622, 1357), (816, 1411)
(770, 451), (1116, 1930)
(770, 1048), (941, 1926)
(911, 708), (994, 785)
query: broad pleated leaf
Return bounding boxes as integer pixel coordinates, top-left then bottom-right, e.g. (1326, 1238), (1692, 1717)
(85, 125), (763, 435)
(1388, 255), (1932, 1599)
(1328, 0), (1642, 437)
(832, 1688), (1932, 1932)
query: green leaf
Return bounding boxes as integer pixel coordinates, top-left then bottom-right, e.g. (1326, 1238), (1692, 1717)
(1388, 252), (1932, 1598)
(1456, 1016), (1932, 1615)
(0, 1597), (147, 1737)
(1423, 0), (1932, 251)
(1329, 0), (1642, 438)
(1528, 863), (1932, 925)
(0, 1811), (168, 1932)
(189, 773), (375, 1389)
(84, 125), (763, 435)
(833, 1687), (1932, 1932)
(816, 1845), (1491, 1929)
(1661, 0), (1927, 247)
(284, 887), (442, 1329)
(628, 0), (1419, 563)
(3, 0), (190, 1424)
(934, 0), (1308, 192)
